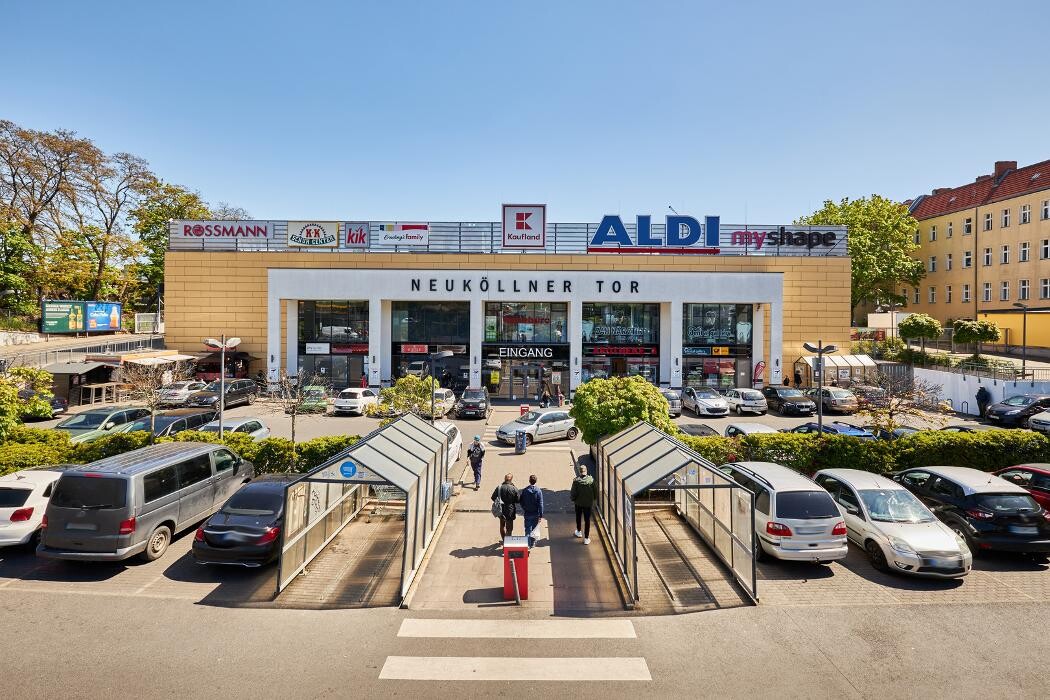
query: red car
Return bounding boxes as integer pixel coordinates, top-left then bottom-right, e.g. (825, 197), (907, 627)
(994, 464), (1050, 510)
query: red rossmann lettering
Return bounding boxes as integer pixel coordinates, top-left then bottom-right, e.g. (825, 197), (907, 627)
(183, 224), (269, 237)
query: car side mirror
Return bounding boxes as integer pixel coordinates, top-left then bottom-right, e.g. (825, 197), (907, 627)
(844, 503), (860, 516)
(103, 422), (115, 430)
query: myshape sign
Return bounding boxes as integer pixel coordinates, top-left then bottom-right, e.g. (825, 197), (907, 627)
(502, 204), (546, 249)
(588, 215), (722, 254)
(288, 221), (338, 247)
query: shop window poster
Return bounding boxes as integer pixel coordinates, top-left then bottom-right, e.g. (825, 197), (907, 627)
(485, 316), (498, 341)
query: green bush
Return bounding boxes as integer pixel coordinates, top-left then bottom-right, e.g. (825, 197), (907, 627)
(677, 435), (739, 464)
(296, 434), (361, 472)
(169, 430), (259, 461)
(894, 430), (1050, 472)
(739, 433), (821, 473)
(73, 431), (154, 463)
(5, 425), (74, 451)
(250, 438), (296, 474)
(813, 435), (896, 475)
(571, 376), (676, 445)
(0, 443), (70, 476)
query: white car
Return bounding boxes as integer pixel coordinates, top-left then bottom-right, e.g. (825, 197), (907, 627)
(725, 422), (779, 438)
(1028, 410), (1050, 434)
(406, 361), (427, 377)
(724, 388), (768, 415)
(431, 389), (455, 417)
(718, 461), (848, 563)
(157, 381), (208, 406)
(681, 387), (730, 416)
(334, 388), (379, 415)
(495, 409), (578, 445)
(813, 469), (972, 578)
(0, 468), (64, 547)
(200, 417), (271, 441)
(434, 420), (463, 469)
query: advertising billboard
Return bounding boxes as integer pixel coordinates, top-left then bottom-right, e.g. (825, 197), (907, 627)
(41, 300), (122, 334)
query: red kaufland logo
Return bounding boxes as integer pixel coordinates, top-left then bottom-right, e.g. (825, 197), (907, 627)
(503, 204), (546, 249)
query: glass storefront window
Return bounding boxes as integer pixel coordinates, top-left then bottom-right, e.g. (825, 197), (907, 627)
(392, 301), (469, 344)
(582, 303), (659, 344)
(684, 358), (737, 389)
(484, 302), (568, 344)
(298, 300), (369, 343)
(683, 304), (752, 346)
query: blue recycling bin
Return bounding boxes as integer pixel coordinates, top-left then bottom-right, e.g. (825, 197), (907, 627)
(515, 429), (527, 454)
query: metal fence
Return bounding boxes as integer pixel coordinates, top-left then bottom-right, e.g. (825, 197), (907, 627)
(4, 336), (166, 369)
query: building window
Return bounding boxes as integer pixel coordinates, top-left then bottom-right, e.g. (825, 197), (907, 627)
(984, 212), (993, 231)
(1000, 281), (1010, 301)
(963, 250), (973, 268)
(391, 301), (470, 345)
(682, 304), (753, 345)
(1021, 204), (1031, 224)
(964, 217), (972, 235)
(945, 253), (953, 271)
(928, 256), (937, 273)
(1041, 279), (1050, 300)
(982, 282), (991, 302)
(962, 284), (971, 303)
(983, 247), (992, 266)
(484, 302), (569, 343)
(1002, 208), (1010, 227)
(913, 229), (920, 245)
(928, 287), (936, 304)
(1020, 241), (1030, 262)
(929, 225), (937, 242)
(947, 222), (953, 238)
(1001, 244), (1010, 264)
(1043, 239), (1050, 260)
(582, 303), (661, 345)
(1042, 199), (1050, 220)
(914, 288), (920, 304)
(1019, 279), (1030, 301)
(945, 285), (952, 303)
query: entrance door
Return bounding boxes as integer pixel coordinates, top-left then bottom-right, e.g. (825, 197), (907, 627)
(612, 358), (627, 377)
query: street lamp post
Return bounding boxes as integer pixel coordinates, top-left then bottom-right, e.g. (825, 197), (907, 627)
(204, 335), (241, 437)
(1013, 302), (1029, 378)
(427, 350), (454, 425)
(803, 340), (838, 435)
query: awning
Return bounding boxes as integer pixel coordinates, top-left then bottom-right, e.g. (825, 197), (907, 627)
(125, 354), (198, 366)
(798, 354), (876, 370)
(43, 362), (107, 375)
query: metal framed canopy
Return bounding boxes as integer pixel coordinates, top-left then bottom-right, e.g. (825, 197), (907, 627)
(276, 413), (450, 602)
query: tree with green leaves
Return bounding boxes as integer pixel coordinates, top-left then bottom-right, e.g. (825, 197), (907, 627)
(369, 374), (441, 420)
(952, 319), (1002, 358)
(897, 313), (943, 357)
(796, 195), (925, 322)
(569, 375), (675, 445)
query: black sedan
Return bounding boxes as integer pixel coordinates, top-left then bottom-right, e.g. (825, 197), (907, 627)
(761, 386), (816, 416)
(984, 394), (1050, 427)
(192, 476), (296, 566)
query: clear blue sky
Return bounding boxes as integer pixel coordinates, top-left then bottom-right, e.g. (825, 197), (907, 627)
(8, 1), (1049, 223)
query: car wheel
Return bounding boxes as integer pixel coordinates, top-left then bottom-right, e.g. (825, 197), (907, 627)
(566, 427), (579, 440)
(735, 405), (742, 415)
(247, 393), (256, 405)
(865, 540), (889, 572)
(754, 538), (768, 562)
(525, 434), (534, 446)
(141, 525), (172, 562)
(949, 523), (975, 554)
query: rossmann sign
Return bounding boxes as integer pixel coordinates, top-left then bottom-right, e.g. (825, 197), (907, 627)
(177, 220), (273, 238)
(587, 215), (844, 255)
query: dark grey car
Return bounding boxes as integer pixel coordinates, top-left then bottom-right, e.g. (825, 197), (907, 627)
(38, 442), (254, 562)
(186, 379), (258, 409)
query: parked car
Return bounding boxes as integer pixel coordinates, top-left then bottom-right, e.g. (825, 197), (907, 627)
(53, 406), (151, 438)
(18, 389), (68, 418)
(724, 388), (768, 415)
(717, 461), (847, 563)
(38, 442), (255, 562)
(0, 468), (66, 548)
(495, 409), (578, 445)
(784, 421), (876, 439)
(761, 386), (816, 416)
(863, 425), (920, 441)
(892, 466), (1050, 555)
(661, 389), (682, 417)
(71, 408), (217, 443)
(940, 424), (1000, 433)
(200, 417), (271, 441)
(806, 387), (859, 414)
(186, 379), (258, 409)
(994, 464), (1050, 511)
(725, 422), (778, 438)
(430, 388), (456, 417)
(455, 386), (492, 420)
(192, 475), (296, 567)
(1028, 411), (1050, 434)
(984, 394), (1050, 427)
(333, 388), (379, 415)
(679, 424), (719, 438)
(157, 381), (208, 407)
(405, 361), (427, 377)
(850, 385), (888, 409)
(814, 468), (971, 577)
(681, 387), (730, 416)
(288, 385), (329, 414)
(434, 420), (463, 466)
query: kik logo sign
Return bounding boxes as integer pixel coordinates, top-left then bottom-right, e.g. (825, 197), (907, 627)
(588, 215), (721, 254)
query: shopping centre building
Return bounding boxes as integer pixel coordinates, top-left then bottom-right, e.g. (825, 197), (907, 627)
(163, 209), (850, 399)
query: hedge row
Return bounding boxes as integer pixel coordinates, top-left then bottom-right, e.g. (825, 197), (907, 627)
(0, 426), (361, 477)
(676, 429), (1050, 475)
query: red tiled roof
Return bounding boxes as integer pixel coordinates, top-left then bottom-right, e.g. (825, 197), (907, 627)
(910, 159), (1050, 219)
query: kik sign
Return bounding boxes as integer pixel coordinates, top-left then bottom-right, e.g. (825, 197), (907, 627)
(588, 215), (722, 254)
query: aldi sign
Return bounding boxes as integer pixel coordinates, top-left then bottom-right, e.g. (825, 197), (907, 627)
(588, 215), (721, 254)
(288, 221), (338, 247)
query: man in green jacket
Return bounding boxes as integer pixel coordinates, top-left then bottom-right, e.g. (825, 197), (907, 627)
(570, 465), (599, 545)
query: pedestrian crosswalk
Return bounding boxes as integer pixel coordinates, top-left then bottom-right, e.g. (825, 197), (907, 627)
(380, 618), (651, 682)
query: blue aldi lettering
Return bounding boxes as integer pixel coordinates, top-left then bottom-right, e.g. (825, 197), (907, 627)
(588, 214), (720, 254)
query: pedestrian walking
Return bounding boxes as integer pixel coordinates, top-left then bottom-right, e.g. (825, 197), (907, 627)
(976, 385), (992, 418)
(794, 369), (803, 387)
(360, 374), (367, 388)
(491, 474), (520, 541)
(466, 436), (485, 490)
(570, 465), (599, 545)
(519, 475), (544, 549)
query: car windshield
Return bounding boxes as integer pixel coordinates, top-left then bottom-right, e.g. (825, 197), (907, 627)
(695, 388), (720, 399)
(975, 493), (1041, 513)
(740, 390), (763, 400)
(463, 389), (486, 400)
(222, 489), (283, 516)
(1002, 395), (1036, 407)
(56, 412), (109, 429)
(775, 491), (839, 519)
(125, 417), (178, 433)
(778, 389), (804, 397)
(662, 391), (678, 400)
(0, 487), (32, 507)
(165, 382), (193, 390)
(304, 389), (325, 398)
(203, 381), (223, 392)
(339, 390), (361, 398)
(516, 411), (541, 423)
(830, 389), (852, 398)
(857, 489), (935, 523)
(50, 476), (127, 509)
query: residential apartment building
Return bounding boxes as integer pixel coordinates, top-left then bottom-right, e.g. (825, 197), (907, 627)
(906, 159), (1050, 349)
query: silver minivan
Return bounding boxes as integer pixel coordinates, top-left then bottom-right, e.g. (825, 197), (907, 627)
(38, 442), (254, 563)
